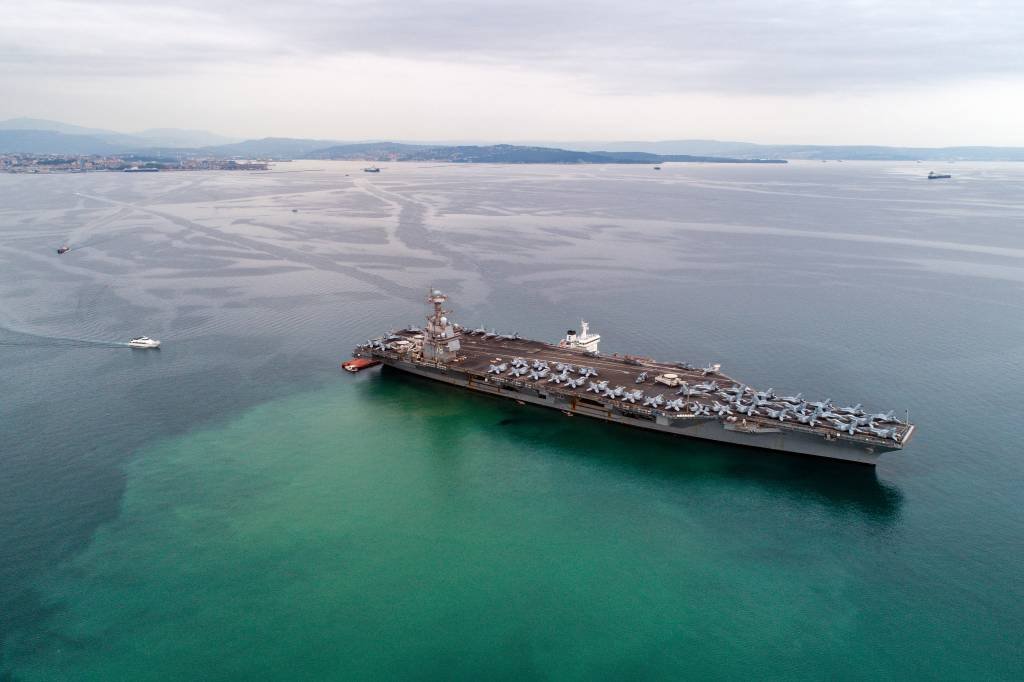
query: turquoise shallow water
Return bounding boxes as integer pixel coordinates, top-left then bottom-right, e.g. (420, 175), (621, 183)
(0, 377), (933, 679)
(1, 162), (1023, 679)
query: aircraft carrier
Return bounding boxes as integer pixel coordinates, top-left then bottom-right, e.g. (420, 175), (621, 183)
(353, 290), (916, 465)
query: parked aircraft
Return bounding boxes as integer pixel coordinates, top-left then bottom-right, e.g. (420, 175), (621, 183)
(831, 419), (858, 436)
(736, 402), (758, 416)
(711, 402), (732, 416)
(676, 383), (701, 398)
(603, 385), (626, 398)
(868, 425), (900, 440)
(722, 384), (746, 396)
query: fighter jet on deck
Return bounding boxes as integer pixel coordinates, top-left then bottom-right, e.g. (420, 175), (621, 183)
(643, 394), (665, 408)
(712, 402), (732, 417)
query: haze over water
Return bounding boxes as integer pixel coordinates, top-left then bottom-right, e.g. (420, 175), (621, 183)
(1, 161), (1022, 679)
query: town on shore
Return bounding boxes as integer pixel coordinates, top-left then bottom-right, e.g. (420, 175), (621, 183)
(0, 153), (269, 174)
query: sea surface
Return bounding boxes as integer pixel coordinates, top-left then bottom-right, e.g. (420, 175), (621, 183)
(1, 161), (1022, 680)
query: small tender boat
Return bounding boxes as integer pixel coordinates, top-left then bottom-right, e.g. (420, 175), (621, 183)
(128, 336), (161, 349)
(57, 245), (70, 254)
(342, 358), (380, 372)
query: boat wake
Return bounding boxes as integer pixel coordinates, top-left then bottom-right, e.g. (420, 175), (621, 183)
(58, 232), (125, 255)
(57, 203), (137, 255)
(0, 326), (131, 349)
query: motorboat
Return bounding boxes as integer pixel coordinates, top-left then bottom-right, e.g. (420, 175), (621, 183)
(362, 166), (381, 173)
(57, 245), (70, 254)
(128, 336), (161, 349)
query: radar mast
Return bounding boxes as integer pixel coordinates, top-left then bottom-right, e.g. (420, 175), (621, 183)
(423, 289), (461, 363)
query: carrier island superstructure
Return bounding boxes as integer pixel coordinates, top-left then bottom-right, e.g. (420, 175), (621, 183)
(353, 290), (916, 465)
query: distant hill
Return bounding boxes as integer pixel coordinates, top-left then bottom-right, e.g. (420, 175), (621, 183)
(0, 118), (237, 150)
(547, 139), (1024, 161)
(3, 117), (1023, 161)
(201, 137), (345, 159)
(0, 117), (126, 138)
(0, 118), (147, 149)
(0, 130), (121, 155)
(132, 128), (239, 148)
(304, 143), (782, 164)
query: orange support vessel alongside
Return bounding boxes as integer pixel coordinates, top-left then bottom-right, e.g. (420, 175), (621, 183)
(342, 358), (381, 373)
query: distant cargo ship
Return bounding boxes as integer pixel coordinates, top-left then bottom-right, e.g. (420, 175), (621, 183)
(928, 171), (951, 179)
(352, 291), (915, 465)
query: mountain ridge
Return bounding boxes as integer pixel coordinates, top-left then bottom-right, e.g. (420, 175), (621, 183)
(0, 118), (239, 149)
(3, 118), (1024, 161)
(304, 142), (783, 164)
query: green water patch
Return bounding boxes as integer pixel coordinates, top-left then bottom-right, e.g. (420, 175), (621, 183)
(4, 372), (999, 680)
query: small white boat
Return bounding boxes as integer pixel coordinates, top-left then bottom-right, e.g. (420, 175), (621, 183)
(128, 336), (160, 349)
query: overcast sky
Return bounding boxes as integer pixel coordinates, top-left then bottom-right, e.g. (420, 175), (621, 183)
(2, 0), (1023, 144)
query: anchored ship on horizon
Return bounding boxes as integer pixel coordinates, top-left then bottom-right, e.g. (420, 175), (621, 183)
(352, 290), (915, 465)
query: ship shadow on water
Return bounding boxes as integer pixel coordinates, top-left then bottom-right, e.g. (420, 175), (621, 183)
(360, 367), (904, 526)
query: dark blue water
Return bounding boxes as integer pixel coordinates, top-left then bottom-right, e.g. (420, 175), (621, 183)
(1, 162), (1022, 679)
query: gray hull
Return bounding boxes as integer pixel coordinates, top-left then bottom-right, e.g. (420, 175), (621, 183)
(382, 359), (890, 465)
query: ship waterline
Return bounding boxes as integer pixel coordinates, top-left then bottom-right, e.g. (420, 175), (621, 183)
(355, 291), (915, 466)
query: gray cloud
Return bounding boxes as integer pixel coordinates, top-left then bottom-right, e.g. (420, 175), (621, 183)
(3, 0), (1022, 92)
